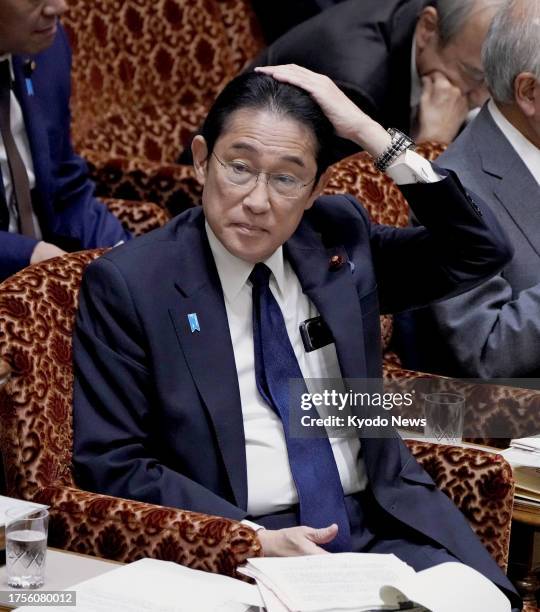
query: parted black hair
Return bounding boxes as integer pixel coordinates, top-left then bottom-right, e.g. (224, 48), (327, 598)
(200, 72), (336, 180)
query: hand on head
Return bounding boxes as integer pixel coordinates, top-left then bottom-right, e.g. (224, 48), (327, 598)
(255, 65), (391, 158)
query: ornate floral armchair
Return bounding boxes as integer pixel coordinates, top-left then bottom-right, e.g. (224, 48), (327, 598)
(0, 251), (261, 574)
(0, 249), (517, 576)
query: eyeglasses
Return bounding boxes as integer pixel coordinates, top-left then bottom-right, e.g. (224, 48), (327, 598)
(212, 152), (316, 199)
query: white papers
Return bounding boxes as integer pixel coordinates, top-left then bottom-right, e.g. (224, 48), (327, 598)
(0, 495), (47, 525)
(15, 558), (263, 612)
(239, 553), (415, 611)
(381, 562), (510, 612)
(502, 441), (540, 498)
(502, 446), (540, 469)
(510, 436), (540, 453)
(239, 555), (511, 612)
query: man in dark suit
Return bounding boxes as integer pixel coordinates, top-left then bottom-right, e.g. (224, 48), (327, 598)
(398, 0), (540, 379)
(252, 0), (501, 160)
(0, 0), (130, 282)
(251, 0), (348, 44)
(73, 67), (519, 607)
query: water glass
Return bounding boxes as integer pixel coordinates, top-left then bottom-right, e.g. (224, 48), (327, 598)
(424, 392), (465, 445)
(5, 507), (49, 588)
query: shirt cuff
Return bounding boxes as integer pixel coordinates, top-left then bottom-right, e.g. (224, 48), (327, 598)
(241, 519), (266, 532)
(386, 149), (443, 185)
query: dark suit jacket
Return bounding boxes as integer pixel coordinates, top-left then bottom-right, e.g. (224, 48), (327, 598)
(0, 26), (130, 282)
(251, 0), (431, 160)
(73, 174), (517, 607)
(398, 105), (540, 378)
(252, 0), (349, 44)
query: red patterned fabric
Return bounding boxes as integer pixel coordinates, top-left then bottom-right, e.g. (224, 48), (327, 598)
(64, 0), (264, 163)
(102, 198), (171, 236)
(405, 441), (514, 571)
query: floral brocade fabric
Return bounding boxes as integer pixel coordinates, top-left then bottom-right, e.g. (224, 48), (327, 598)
(64, 0), (264, 163)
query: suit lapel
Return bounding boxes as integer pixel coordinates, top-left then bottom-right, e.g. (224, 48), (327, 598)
(285, 220), (368, 380)
(475, 107), (540, 257)
(168, 215), (248, 510)
(493, 166), (540, 257)
(11, 56), (51, 203)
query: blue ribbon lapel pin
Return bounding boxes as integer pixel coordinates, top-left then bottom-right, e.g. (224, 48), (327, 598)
(187, 313), (200, 333)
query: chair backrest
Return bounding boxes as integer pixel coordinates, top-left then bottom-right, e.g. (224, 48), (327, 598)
(0, 250), (106, 501)
(64, 0), (264, 161)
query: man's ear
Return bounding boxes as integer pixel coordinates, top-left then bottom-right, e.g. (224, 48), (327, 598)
(415, 7), (439, 53)
(191, 135), (209, 186)
(304, 167), (331, 211)
(514, 72), (539, 118)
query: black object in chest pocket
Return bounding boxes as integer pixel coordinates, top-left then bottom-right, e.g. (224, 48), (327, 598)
(300, 316), (334, 352)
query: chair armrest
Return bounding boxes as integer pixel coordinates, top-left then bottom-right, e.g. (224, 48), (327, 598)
(85, 151), (202, 216)
(32, 485), (262, 577)
(404, 440), (514, 571)
(101, 198), (171, 237)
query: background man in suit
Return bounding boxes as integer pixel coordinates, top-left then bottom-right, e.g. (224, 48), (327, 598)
(252, 0), (505, 160)
(251, 0), (348, 44)
(398, 0), (540, 378)
(73, 68), (518, 606)
(0, 0), (130, 282)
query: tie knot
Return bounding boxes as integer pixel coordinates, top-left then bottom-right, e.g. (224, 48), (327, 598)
(249, 262), (272, 288)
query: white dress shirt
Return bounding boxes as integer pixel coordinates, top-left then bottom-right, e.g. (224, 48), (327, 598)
(206, 151), (440, 517)
(0, 54), (41, 238)
(488, 99), (540, 186)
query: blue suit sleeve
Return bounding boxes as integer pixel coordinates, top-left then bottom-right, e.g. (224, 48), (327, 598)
(72, 256), (247, 520)
(0, 231), (38, 282)
(45, 27), (131, 248)
(352, 171), (513, 314)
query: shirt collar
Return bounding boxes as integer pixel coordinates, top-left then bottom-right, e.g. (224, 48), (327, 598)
(488, 99), (540, 186)
(0, 55), (14, 80)
(205, 221), (287, 303)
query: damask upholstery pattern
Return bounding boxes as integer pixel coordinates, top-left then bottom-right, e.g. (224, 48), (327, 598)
(0, 250), (261, 574)
(87, 152), (202, 217)
(405, 441), (514, 571)
(64, 0), (265, 163)
(102, 197), (171, 236)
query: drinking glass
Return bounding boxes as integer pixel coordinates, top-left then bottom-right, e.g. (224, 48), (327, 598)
(5, 507), (48, 588)
(424, 392), (465, 445)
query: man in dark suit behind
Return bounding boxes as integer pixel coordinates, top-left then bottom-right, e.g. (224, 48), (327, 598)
(252, 0), (503, 159)
(0, 0), (130, 282)
(73, 66), (519, 607)
(398, 0), (540, 379)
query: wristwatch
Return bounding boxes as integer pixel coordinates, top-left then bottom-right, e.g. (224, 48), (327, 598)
(374, 128), (415, 173)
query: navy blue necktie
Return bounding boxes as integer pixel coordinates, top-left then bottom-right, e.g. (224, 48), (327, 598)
(250, 263), (351, 552)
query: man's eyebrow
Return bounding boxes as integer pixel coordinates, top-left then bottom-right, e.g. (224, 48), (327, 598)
(230, 142), (306, 168)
